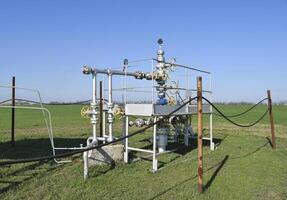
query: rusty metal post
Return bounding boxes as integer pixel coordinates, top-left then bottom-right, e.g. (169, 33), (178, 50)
(99, 81), (103, 138)
(197, 76), (203, 193)
(11, 76), (15, 147)
(267, 90), (276, 149)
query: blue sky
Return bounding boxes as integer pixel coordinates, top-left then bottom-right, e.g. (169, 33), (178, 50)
(0, 0), (286, 103)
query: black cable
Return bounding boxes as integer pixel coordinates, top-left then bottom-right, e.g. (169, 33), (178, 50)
(0, 96), (198, 166)
(0, 98), (109, 105)
(203, 97), (269, 128)
(212, 98), (268, 118)
(0, 99), (12, 104)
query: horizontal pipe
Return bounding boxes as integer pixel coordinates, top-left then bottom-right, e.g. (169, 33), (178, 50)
(152, 59), (211, 74)
(202, 137), (212, 140)
(127, 147), (153, 153)
(189, 135), (213, 141)
(94, 68), (137, 77)
(54, 147), (85, 150)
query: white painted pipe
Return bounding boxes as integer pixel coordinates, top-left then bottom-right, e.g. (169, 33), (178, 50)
(92, 73), (97, 141)
(152, 117), (158, 172)
(127, 147), (153, 153)
(124, 116), (129, 163)
(108, 74), (113, 142)
(93, 68), (137, 77)
(83, 151), (89, 179)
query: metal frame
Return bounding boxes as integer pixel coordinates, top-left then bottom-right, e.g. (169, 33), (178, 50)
(0, 85), (84, 163)
(120, 57), (214, 172)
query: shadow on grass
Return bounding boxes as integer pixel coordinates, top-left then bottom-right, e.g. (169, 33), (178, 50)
(204, 155), (229, 190)
(0, 160), (64, 195)
(149, 137), (271, 199)
(89, 162), (116, 178)
(0, 137), (115, 194)
(149, 154), (229, 200)
(230, 137), (270, 160)
(0, 138), (86, 160)
(265, 137), (274, 148)
(0, 137), (120, 192)
(129, 137), (224, 169)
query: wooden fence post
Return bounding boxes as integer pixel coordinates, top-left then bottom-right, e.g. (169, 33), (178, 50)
(267, 90), (276, 149)
(197, 76), (203, 193)
(11, 76), (15, 147)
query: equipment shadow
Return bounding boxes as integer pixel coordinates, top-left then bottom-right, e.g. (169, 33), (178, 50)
(0, 137), (86, 160)
(149, 154), (229, 200)
(149, 136), (272, 199)
(130, 136), (223, 167)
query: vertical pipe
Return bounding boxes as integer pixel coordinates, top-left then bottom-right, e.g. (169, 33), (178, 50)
(11, 76), (15, 147)
(92, 73), (97, 141)
(108, 74), (112, 106)
(197, 76), (203, 193)
(209, 112), (213, 150)
(108, 73), (113, 141)
(151, 59), (154, 104)
(83, 151), (89, 179)
(103, 112), (106, 137)
(103, 76), (106, 138)
(124, 116), (129, 163)
(152, 117), (157, 172)
(124, 64), (127, 105)
(267, 90), (276, 149)
(99, 81), (103, 138)
(92, 73), (97, 104)
(209, 73), (214, 150)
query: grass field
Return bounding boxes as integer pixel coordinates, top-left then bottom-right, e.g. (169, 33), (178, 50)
(0, 104), (287, 199)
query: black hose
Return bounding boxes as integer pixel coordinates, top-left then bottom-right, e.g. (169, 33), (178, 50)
(213, 98), (268, 118)
(203, 97), (269, 128)
(0, 99), (12, 104)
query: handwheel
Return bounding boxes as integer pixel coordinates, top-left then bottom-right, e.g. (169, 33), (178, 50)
(168, 96), (176, 106)
(81, 106), (91, 119)
(114, 107), (125, 119)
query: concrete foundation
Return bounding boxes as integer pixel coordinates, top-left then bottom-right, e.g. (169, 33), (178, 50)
(88, 144), (124, 165)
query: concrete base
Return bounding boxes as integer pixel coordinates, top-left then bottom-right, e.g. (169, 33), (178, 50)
(88, 144), (124, 165)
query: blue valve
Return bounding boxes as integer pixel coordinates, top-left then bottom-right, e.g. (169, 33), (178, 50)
(158, 98), (168, 105)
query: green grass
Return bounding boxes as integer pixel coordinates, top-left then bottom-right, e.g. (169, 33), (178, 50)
(0, 104), (287, 199)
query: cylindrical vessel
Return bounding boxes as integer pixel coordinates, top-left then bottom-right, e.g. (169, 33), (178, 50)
(157, 127), (169, 153)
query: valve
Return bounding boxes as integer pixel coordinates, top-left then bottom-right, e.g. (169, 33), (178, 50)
(129, 118), (152, 127)
(168, 96), (176, 105)
(135, 118), (145, 127)
(153, 71), (168, 81)
(128, 121), (134, 127)
(113, 107), (125, 119)
(135, 71), (145, 79)
(158, 97), (168, 105)
(81, 106), (92, 119)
